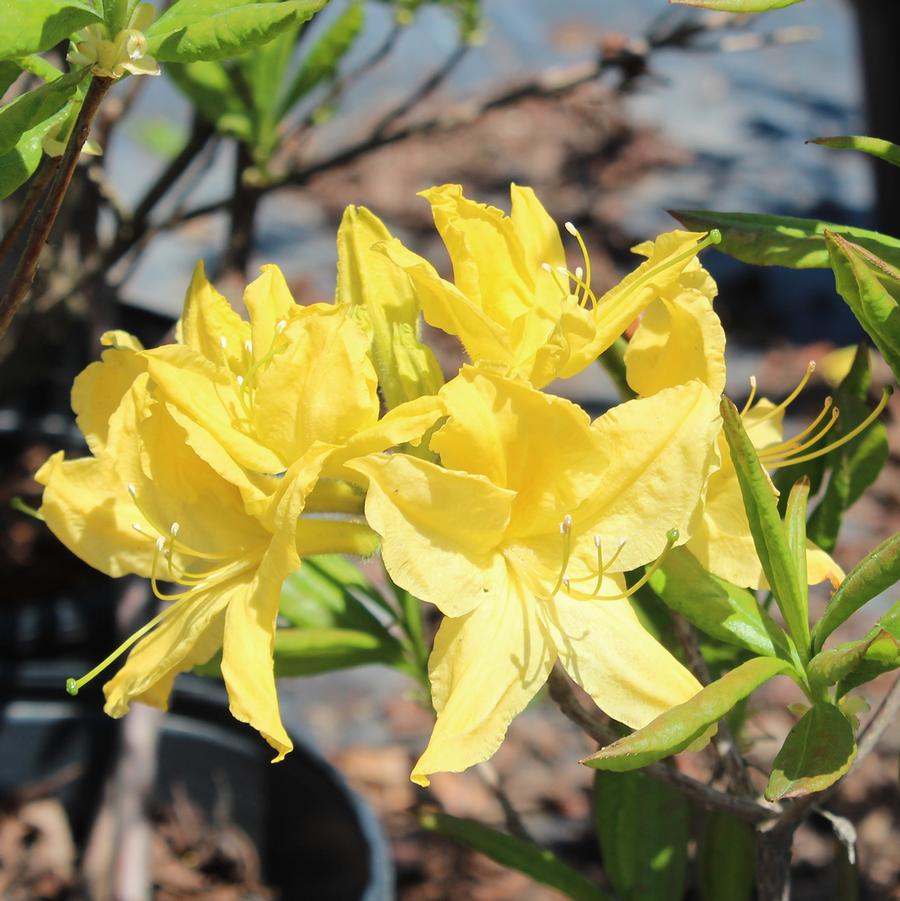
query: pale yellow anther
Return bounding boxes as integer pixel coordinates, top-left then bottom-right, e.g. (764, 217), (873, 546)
(276, 320), (287, 334)
(127, 483), (138, 497)
(219, 336), (228, 350)
(169, 522), (180, 538)
(561, 514), (573, 534)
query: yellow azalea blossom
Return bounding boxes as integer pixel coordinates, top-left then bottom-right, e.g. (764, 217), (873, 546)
(347, 366), (722, 785)
(36, 347), (323, 761)
(622, 241), (849, 589)
(335, 204), (443, 409)
(141, 263), (444, 502)
(374, 183), (717, 388)
(68, 3), (160, 79)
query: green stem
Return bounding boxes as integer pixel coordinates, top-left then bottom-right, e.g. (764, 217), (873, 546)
(596, 338), (636, 401)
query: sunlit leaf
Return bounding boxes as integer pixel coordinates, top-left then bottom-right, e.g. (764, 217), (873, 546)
(766, 703), (856, 801)
(584, 657), (791, 772)
(670, 0), (803, 9)
(810, 135), (900, 169)
(0, 0), (101, 60)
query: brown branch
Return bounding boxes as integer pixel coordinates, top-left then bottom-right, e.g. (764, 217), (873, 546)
(546, 666), (776, 823)
(0, 156), (61, 263)
(0, 75), (113, 343)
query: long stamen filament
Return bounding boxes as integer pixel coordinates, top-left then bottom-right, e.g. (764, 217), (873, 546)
(66, 592), (191, 696)
(753, 362), (815, 424)
(557, 265), (598, 307)
(757, 397), (834, 458)
(566, 529), (679, 601)
(739, 376), (758, 417)
(759, 407), (839, 463)
(565, 222), (592, 307)
(766, 387), (892, 469)
(548, 515), (574, 597)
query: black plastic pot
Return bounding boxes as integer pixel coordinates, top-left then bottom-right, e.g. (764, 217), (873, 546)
(0, 663), (393, 900)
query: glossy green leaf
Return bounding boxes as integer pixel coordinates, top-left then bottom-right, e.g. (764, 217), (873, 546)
(807, 345), (889, 553)
(594, 770), (689, 901)
(165, 60), (254, 141)
(0, 69), (83, 157)
(147, 0), (326, 63)
(583, 657), (791, 772)
(836, 630), (900, 696)
(721, 398), (810, 661)
(784, 477), (810, 628)
(0, 61), (21, 96)
(766, 703), (856, 801)
(825, 232), (900, 382)
(808, 638), (876, 691)
(17, 54), (64, 83)
(420, 811), (610, 901)
(272, 626), (403, 676)
(279, 554), (395, 633)
(810, 135), (900, 169)
(650, 548), (793, 659)
(277, 0), (364, 119)
(670, 0), (803, 9)
(670, 210), (900, 271)
(101, 0), (129, 34)
(698, 811), (755, 901)
(0, 99), (71, 199)
(811, 533), (900, 650)
(0, 1), (101, 60)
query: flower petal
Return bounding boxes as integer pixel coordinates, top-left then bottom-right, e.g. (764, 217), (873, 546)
(242, 264), (297, 359)
(347, 452), (515, 618)
(543, 588), (703, 729)
(411, 573), (555, 786)
(573, 381), (721, 572)
(625, 290), (727, 397)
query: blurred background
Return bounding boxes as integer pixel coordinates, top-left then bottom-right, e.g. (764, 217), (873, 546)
(0, 1), (897, 898)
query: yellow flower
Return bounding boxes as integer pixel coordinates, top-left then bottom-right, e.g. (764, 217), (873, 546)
(347, 367), (722, 785)
(36, 343), (317, 760)
(143, 263), (443, 497)
(621, 240), (852, 589)
(335, 204), (444, 410)
(67, 3), (160, 79)
(375, 183), (717, 387)
(36, 261), (444, 758)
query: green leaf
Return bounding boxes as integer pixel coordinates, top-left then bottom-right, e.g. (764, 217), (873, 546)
(807, 345), (889, 553)
(594, 770), (689, 901)
(0, 1), (101, 60)
(17, 53), (65, 83)
(836, 629), (900, 696)
(279, 554), (395, 633)
(0, 61), (21, 96)
(810, 135), (900, 169)
(808, 637), (877, 691)
(825, 232), (900, 382)
(583, 657), (791, 772)
(670, 0), (803, 9)
(420, 811), (610, 901)
(101, 0), (129, 34)
(273, 626), (403, 676)
(766, 703), (856, 800)
(669, 210), (900, 272)
(698, 812), (756, 901)
(277, 0), (364, 119)
(147, 0), (326, 63)
(165, 60), (255, 141)
(649, 548), (793, 660)
(720, 397), (810, 661)
(784, 477), (810, 624)
(811, 533), (900, 650)
(0, 69), (83, 157)
(0, 97), (71, 199)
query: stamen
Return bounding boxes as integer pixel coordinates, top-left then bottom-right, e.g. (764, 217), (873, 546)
(548, 515), (574, 597)
(766, 387), (892, 469)
(244, 340), (253, 355)
(565, 529), (678, 601)
(276, 319), (287, 334)
(753, 362), (816, 424)
(564, 221), (591, 307)
(66, 593), (192, 696)
(219, 336), (227, 350)
(758, 401), (838, 462)
(739, 376), (758, 416)
(542, 261), (570, 298)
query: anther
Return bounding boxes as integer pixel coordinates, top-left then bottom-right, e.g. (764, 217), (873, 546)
(169, 522), (180, 537)
(276, 320), (287, 334)
(219, 336), (227, 350)
(593, 534), (601, 549)
(564, 221), (578, 237)
(561, 514), (573, 534)
(244, 340), (253, 354)
(236, 375), (244, 386)
(541, 262), (553, 273)
(575, 266), (584, 281)
(127, 483), (138, 497)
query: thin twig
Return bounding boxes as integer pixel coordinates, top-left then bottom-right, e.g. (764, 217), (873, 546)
(546, 666), (776, 823)
(0, 75), (112, 343)
(0, 156), (61, 263)
(476, 762), (534, 843)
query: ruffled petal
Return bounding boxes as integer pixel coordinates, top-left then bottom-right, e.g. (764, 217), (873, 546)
(572, 381), (721, 572)
(347, 452), (514, 618)
(543, 587), (703, 729)
(411, 572), (555, 786)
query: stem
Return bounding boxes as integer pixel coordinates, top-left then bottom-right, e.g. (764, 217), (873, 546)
(0, 156), (61, 263)
(596, 338), (636, 401)
(756, 823), (796, 901)
(0, 75), (113, 344)
(546, 666), (776, 823)
(217, 142), (262, 280)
